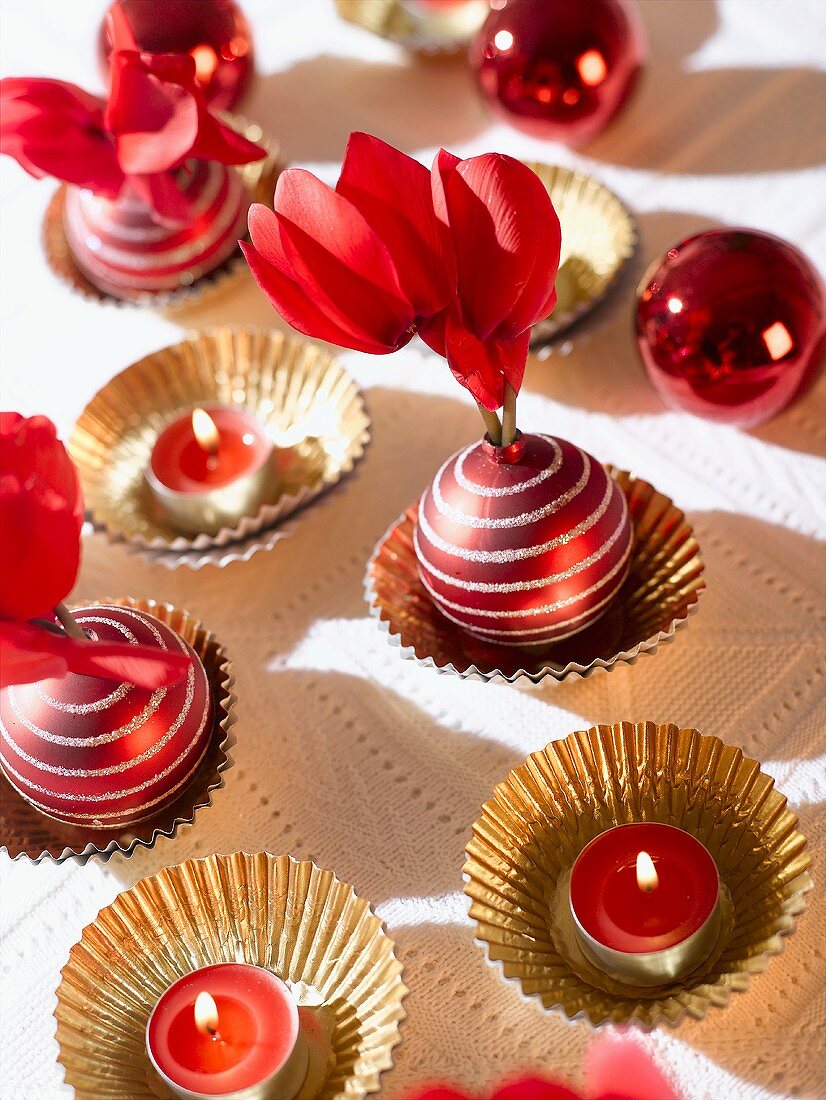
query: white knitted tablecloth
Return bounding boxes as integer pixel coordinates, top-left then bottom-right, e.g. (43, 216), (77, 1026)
(1, 1), (825, 1097)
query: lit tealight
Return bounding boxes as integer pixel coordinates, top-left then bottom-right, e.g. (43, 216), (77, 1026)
(493, 29), (514, 51)
(636, 850), (658, 893)
(667, 296), (683, 314)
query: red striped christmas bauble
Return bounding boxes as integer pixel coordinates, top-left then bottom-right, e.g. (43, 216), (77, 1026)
(0, 606), (213, 828)
(63, 160), (250, 300)
(415, 433), (632, 646)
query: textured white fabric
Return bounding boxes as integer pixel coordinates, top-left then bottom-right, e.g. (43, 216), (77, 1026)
(1, 1), (825, 1097)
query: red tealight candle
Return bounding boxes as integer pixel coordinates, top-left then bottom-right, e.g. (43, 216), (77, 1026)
(146, 964), (308, 1099)
(569, 822), (721, 986)
(145, 405), (277, 535)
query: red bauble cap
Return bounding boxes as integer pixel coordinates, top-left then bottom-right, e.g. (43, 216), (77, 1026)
(470, 0), (646, 146)
(414, 433), (632, 646)
(0, 606), (213, 828)
(636, 228), (826, 427)
(63, 161), (250, 300)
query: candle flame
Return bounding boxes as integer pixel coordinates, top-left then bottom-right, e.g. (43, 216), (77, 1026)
(192, 408), (220, 455)
(636, 850), (658, 893)
(194, 991), (219, 1036)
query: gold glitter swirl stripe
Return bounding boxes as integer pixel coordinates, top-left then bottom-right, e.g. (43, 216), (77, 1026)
(426, 556), (633, 644)
(453, 435), (564, 497)
(68, 173), (244, 271)
(417, 475), (615, 563)
(432, 450), (591, 528)
(0, 736), (211, 824)
(0, 681), (208, 799)
(415, 506), (630, 593)
(35, 680), (132, 715)
(419, 538), (633, 621)
(77, 163), (224, 243)
(34, 612), (139, 714)
(7, 611), (174, 745)
(0, 666), (196, 777)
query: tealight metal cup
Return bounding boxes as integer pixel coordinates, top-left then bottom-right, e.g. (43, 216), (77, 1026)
(145, 451), (279, 537)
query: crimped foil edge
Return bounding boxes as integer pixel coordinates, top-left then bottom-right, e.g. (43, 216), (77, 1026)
(463, 722), (812, 1028)
(41, 113), (280, 312)
(55, 852), (408, 1098)
(526, 163), (638, 345)
(364, 470), (705, 685)
(69, 327), (371, 564)
(0, 597), (236, 863)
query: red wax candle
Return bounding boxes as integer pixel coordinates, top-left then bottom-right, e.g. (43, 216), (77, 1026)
(150, 406), (270, 494)
(145, 406), (277, 535)
(147, 964), (308, 1099)
(569, 823), (721, 986)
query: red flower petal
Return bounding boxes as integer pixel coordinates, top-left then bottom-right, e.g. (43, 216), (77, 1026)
(0, 622), (66, 688)
(254, 172), (416, 350)
(247, 202), (395, 350)
(495, 1079), (582, 1100)
(0, 414), (84, 623)
(337, 132), (454, 318)
(107, 51), (200, 173)
(241, 239), (405, 354)
(430, 146), (460, 229)
(439, 152), (560, 341)
(0, 620), (191, 691)
(443, 311), (531, 410)
(418, 306), (448, 359)
(585, 1038), (679, 1100)
(0, 77), (123, 197)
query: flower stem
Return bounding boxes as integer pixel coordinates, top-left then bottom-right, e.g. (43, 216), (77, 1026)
(54, 602), (85, 640)
(476, 402), (503, 446)
(500, 384), (518, 448)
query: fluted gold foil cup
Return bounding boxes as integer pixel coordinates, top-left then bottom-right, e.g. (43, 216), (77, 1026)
(334, 0), (488, 55)
(69, 328), (370, 568)
(365, 470), (704, 684)
(42, 114), (280, 310)
(0, 598), (235, 864)
(464, 721), (811, 1028)
(526, 163), (638, 344)
(55, 852), (407, 1098)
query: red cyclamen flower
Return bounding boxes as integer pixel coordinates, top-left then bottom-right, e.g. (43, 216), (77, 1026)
(0, 413), (189, 690)
(0, 413), (84, 623)
(423, 150), (560, 409)
(242, 132), (454, 354)
(405, 1041), (679, 1100)
(0, 8), (264, 225)
(242, 133), (560, 410)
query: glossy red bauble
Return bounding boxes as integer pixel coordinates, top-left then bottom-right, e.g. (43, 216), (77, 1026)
(636, 228), (826, 427)
(470, 0), (646, 145)
(98, 0), (254, 110)
(415, 433), (632, 646)
(63, 161), (251, 300)
(0, 606), (212, 828)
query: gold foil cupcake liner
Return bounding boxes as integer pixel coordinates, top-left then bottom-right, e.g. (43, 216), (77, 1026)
(69, 327), (371, 568)
(464, 721), (812, 1028)
(365, 469), (704, 684)
(42, 113), (279, 310)
(527, 163), (638, 344)
(334, 0), (488, 55)
(55, 851), (408, 1098)
(0, 597), (235, 863)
